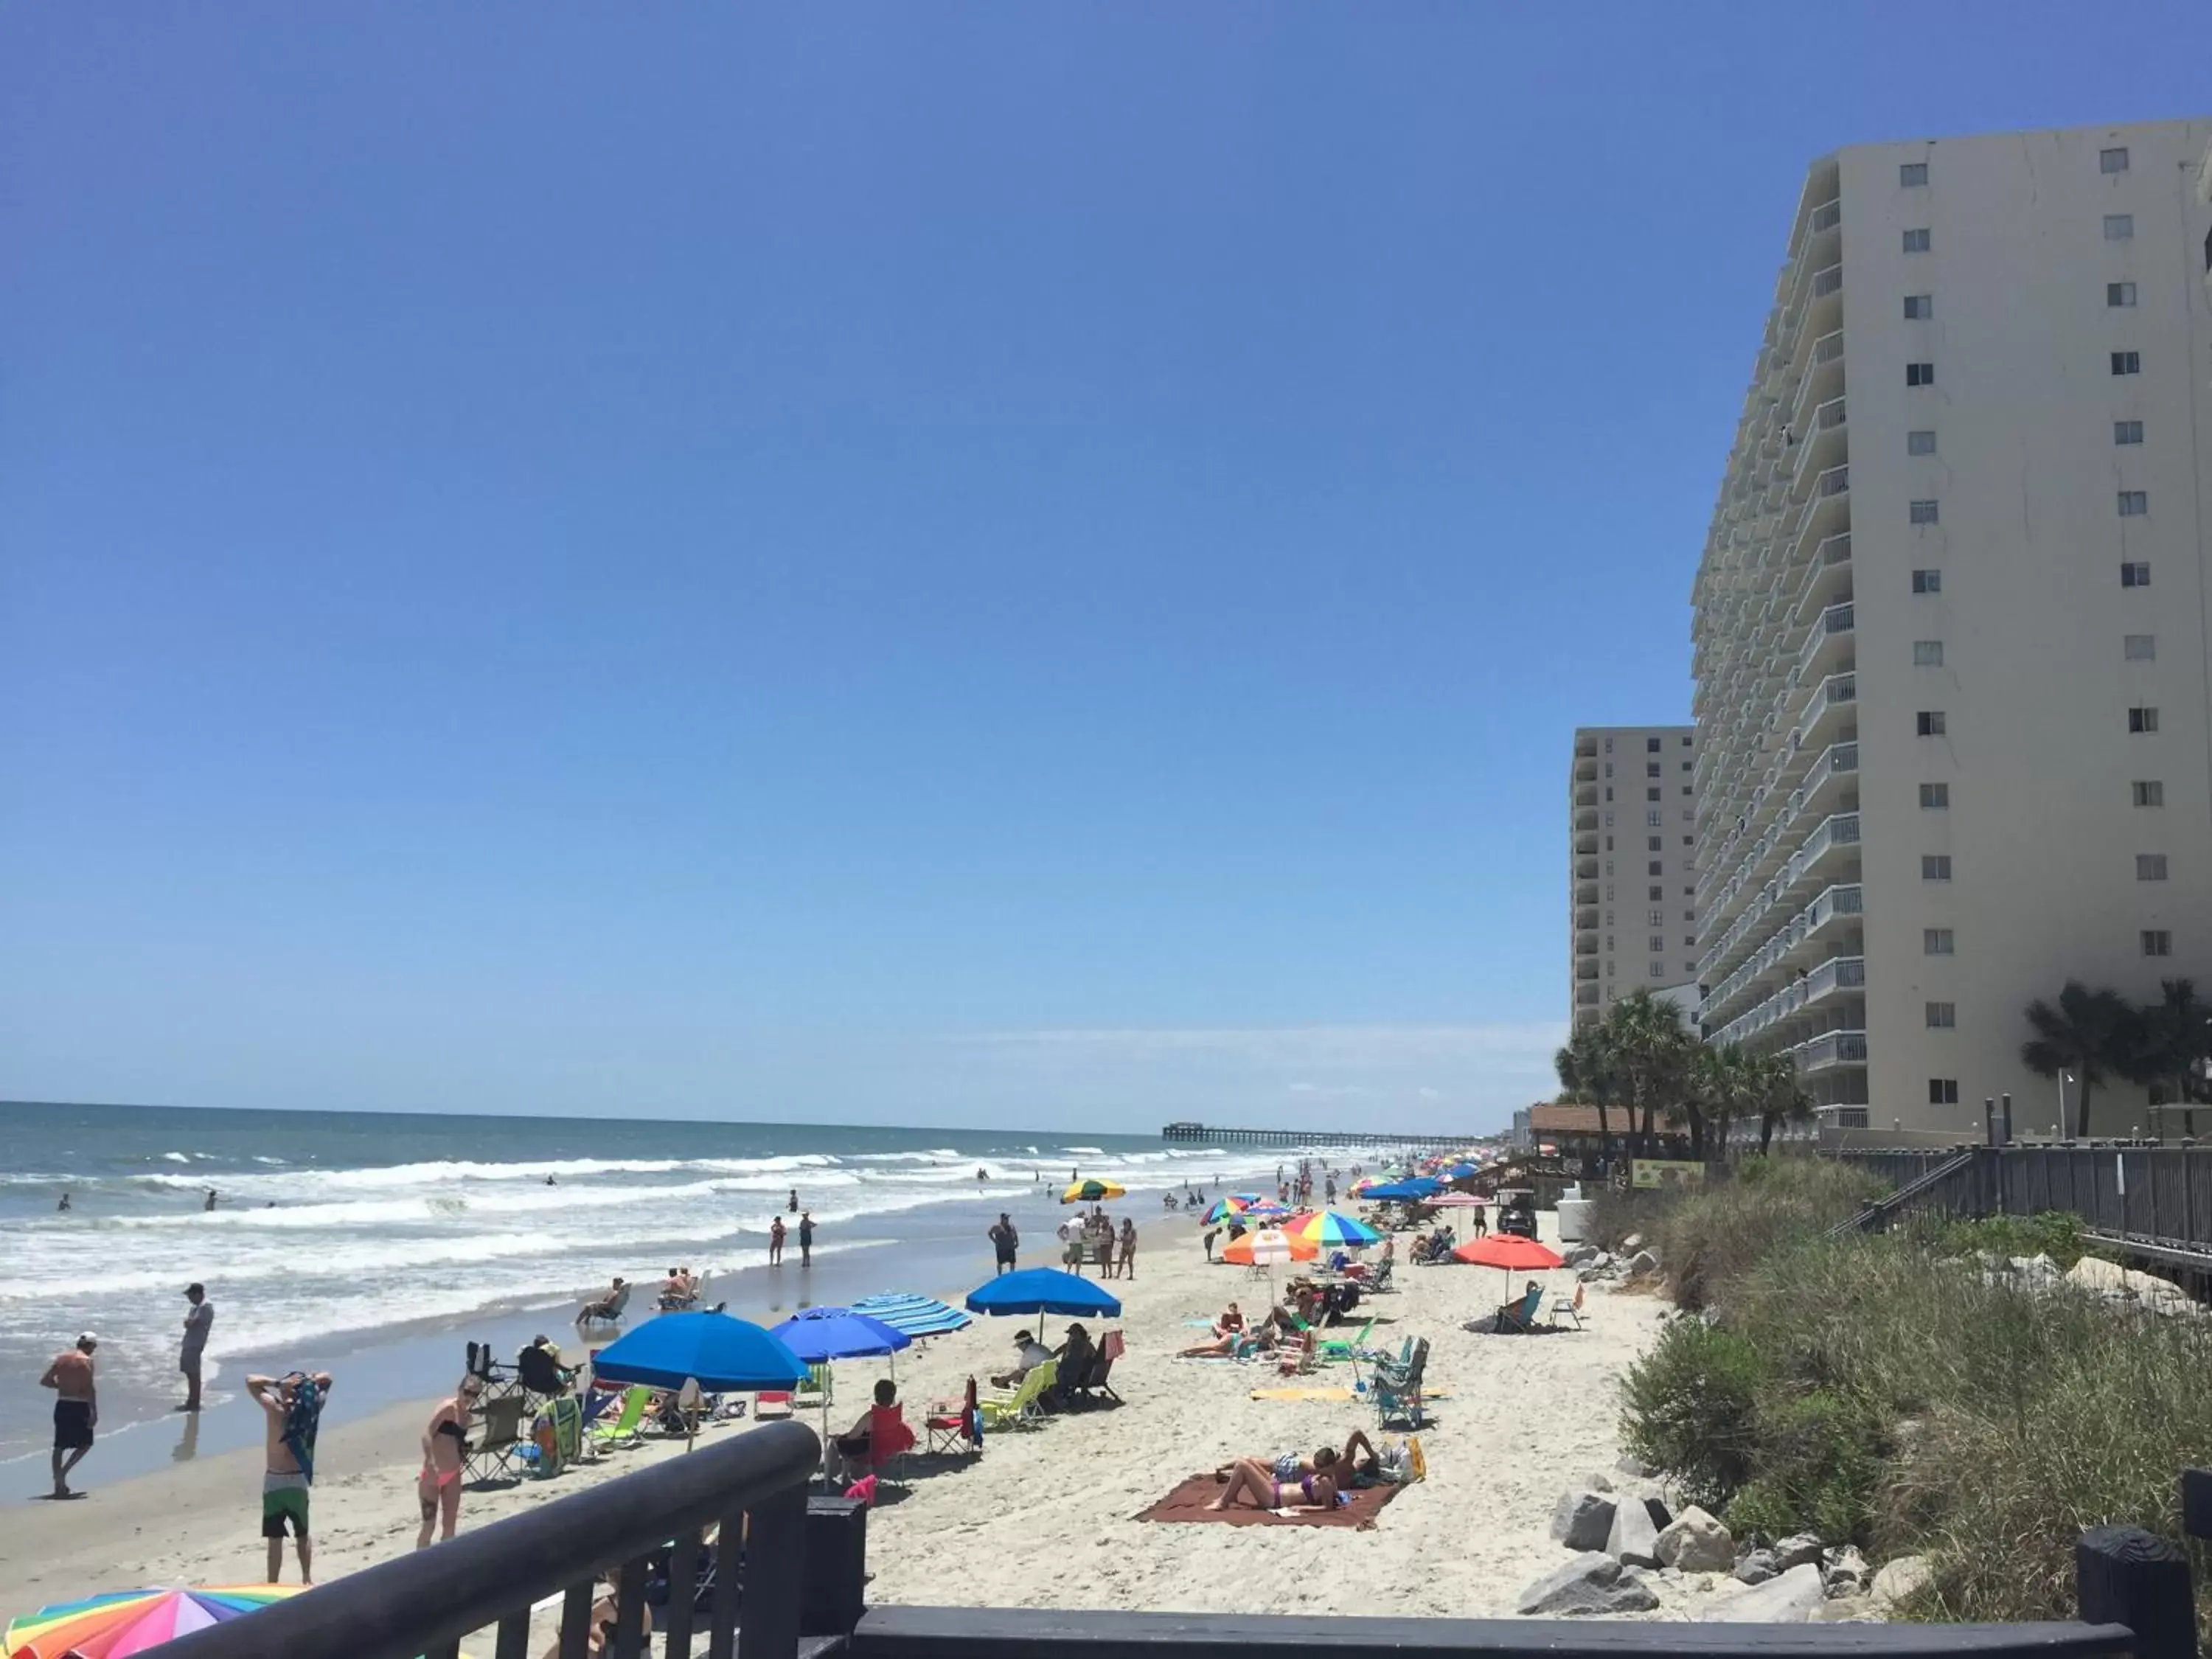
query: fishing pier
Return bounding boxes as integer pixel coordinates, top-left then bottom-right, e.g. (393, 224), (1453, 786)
(1161, 1121), (1450, 1149)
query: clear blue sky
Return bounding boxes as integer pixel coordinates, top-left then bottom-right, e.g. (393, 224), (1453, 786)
(2, 4), (2201, 1132)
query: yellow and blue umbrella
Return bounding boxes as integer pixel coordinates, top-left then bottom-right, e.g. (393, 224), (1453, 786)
(1060, 1179), (1126, 1204)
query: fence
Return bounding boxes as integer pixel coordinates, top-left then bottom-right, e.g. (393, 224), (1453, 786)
(1834, 1144), (2212, 1270)
(134, 1413), (2212, 1659)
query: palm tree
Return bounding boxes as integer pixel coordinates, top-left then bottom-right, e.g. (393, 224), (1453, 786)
(1606, 990), (1697, 1158)
(2120, 978), (2211, 1136)
(1554, 1024), (1621, 1164)
(2020, 981), (2138, 1139)
(1752, 1050), (1813, 1152)
(1686, 1043), (1751, 1160)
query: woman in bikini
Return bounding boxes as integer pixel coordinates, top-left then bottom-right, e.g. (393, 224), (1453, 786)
(416, 1377), (481, 1548)
(1208, 1430), (1383, 1512)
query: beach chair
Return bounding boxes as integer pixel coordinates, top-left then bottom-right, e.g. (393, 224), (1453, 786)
(980, 1360), (1055, 1430)
(590, 1385), (652, 1449)
(1318, 1316), (1376, 1364)
(463, 1393), (529, 1486)
(1373, 1338), (1429, 1430)
(794, 1362), (832, 1413)
(575, 1281), (631, 1332)
(1495, 1284), (1545, 1335)
(754, 1391), (795, 1421)
(1081, 1330), (1125, 1405)
(1547, 1281), (1587, 1330)
(1366, 1258), (1397, 1293)
(867, 1402), (917, 1489)
(925, 1377), (980, 1455)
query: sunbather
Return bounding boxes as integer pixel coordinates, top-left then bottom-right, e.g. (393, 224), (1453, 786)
(1207, 1439), (1367, 1512)
(577, 1279), (627, 1324)
(1178, 1326), (1279, 1359)
(1211, 1302), (1245, 1338)
(990, 1329), (1054, 1388)
(1494, 1278), (1544, 1332)
(1214, 1430), (1380, 1487)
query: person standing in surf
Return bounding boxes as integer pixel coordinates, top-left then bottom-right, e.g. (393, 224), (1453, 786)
(987, 1212), (1018, 1275)
(768, 1214), (785, 1265)
(180, 1283), (213, 1412)
(797, 1210), (815, 1267)
(40, 1334), (97, 1498)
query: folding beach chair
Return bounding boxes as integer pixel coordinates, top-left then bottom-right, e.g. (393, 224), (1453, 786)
(755, 1391), (795, 1421)
(925, 1377), (980, 1455)
(463, 1393), (529, 1486)
(980, 1360), (1055, 1429)
(794, 1362), (832, 1413)
(1547, 1281), (1587, 1330)
(589, 1385), (651, 1449)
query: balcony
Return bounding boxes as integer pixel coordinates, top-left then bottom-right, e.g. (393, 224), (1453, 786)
(1797, 1029), (1869, 1072)
(1574, 785), (1597, 807)
(1574, 806), (1599, 832)
(1796, 601), (1855, 681)
(1576, 860), (1598, 880)
(1788, 396), (1847, 496)
(1804, 953), (1866, 1003)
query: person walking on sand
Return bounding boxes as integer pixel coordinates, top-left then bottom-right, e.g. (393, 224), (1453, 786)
(988, 1212), (1018, 1275)
(768, 1214), (786, 1265)
(179, 1283), (213, 1412)
(41, 1334), (97, 1498)
(1119, 1217), (1138, 1279)
(797, 1210), (815, 1267)
(251, 1368), (333, 1583)
(415, 1376), (479, 1548)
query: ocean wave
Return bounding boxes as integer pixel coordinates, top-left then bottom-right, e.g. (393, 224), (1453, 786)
(159, 1152), (194, 1164)
(1060, 1146), (1107, 1155)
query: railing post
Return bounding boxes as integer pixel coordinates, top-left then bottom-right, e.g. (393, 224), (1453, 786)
(737, 1483), (808, 1659)
(2000, 1093), (2014, 1146)
(2076, 1526), (2197, 1659)
(2183, 1469), (2212, 1543)
(803, 1495), (869, 1638)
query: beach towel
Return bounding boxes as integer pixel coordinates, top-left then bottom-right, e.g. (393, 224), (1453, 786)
(282, 1376), (325, 1484)
(1135, 1472), (1402, 1529)
(1248, 1387), (1353, 1402)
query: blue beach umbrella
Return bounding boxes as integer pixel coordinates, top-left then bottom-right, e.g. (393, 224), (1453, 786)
(1361, 1179), (1439, 1203)
(768, 1307), (912, 1364)
(851, 1293), (973, 1337)
(591, 1310), (807, 1393)
(965, 1267), (1121, 1320)
(1449, 1163), (1481, 1180)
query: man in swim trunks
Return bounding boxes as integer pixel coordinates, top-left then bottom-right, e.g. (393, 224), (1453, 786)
(179, 1283), (213, 1412)
(40, 1334), (97, 1498)
(416, 1377), (481, 1548)
(251, 1369), (333, 1582)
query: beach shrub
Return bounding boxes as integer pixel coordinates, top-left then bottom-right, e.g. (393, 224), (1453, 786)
(1723, 1386), (1885, 1545)
(1935, 1209), (2087, 1268)
(1618, 1317), (1765, 1510)
(1652, 1155), (1882, 1311)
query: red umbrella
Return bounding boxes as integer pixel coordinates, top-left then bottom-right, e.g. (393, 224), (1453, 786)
(1453, 1234), (1565, 1309)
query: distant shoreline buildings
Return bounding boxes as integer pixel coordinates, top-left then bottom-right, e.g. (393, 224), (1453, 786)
(1576, 116), (2212, 1137)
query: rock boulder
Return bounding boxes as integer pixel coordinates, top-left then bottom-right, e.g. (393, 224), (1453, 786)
(1626, 1250), (1660, 1279)
(1656, 1506), (1735, 1573)
(1871, 1554), (1933, 1610)
(1607, 1491), (1661, 1566)
(1516, 1552), (1662, 1616)
(1700, 1562), (1827, 1623)
(1771, 1533), (1825, 1571)
(1733, 1548), (1778, 1586)
(1550, 1489), (1618, 1553)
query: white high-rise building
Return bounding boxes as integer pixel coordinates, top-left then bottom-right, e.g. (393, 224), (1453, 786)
(1571, 725), (1700, 1029)
(1691, 118), (2212, 1135)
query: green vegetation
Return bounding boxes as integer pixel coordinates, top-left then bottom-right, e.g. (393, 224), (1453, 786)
(2020, 975), (2212, 1137)
(1555, 989), (1813, 1163)
(1616, 1162), (2212, 1627)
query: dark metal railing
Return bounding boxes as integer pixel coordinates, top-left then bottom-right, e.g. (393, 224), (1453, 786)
(154, 1419), (823, 1659)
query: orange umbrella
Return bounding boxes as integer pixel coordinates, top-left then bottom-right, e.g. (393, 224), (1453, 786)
(1222, 1228), (1317, 1266)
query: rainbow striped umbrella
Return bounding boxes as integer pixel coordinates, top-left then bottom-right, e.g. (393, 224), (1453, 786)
(1284, 1209), (1382, 1249)
(1200, 1197), (1250, 1225)
(4, 1586), (302, 1657)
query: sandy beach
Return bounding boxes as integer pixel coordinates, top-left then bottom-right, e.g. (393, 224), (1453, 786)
(0, 1211), (1667, 1627)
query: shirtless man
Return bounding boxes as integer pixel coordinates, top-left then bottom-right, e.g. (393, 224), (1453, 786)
(250, 1370), (333, 1582)
(416, 1377), (481, 1548)
(39, 1334), (97, 1498)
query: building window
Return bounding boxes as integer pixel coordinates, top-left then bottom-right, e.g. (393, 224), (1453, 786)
(2108, 281), (2137, 307)
(2112, 351), (2140, 376)
(1604, 811), (1614, 827)
(1923, 855), (1952, 880)
(1649, 935), (1665, 953)
(1907, 429), (1937, 456)
(1912, 568), (1941, 594)
(1927, 1002), (1957, 1029)
(1929, 1079), (1961, 1105)
(1917, 710), (1947, 737)
(1680, 785), (1691, 796)
(1684, 910), (1695, 922)
(2129, 706), (2160, 734)
(1604, 836), (1614, 852)
(1646, 860), (1662, 876)
(1900, 161), (1929, 187)
(1646, 835), (1663, 851)
(1920, 782), (1950, 809)
(1910, 499), (1940, 525)
(1645, 761), (1660, 777)
(1907, 361), (1935, 387)
(1903, 227), (1931, 252)
(1680, 735), (1692, 746)
(1646, 787), (1660, 801)
(2143, 930), (2173, 958)
(1924, 928), (1955, 956)
(1649, 962), (1664, 978)
(2124, 634), (2156, 661)
(1646, 810), (1661, 827)
(1681, 759), (1693, 771)
(1904, 293), (1933, 320)
(2100, 146), (2130, 174)
(1683, 808), (1694, 821)
(1647, 908), (1663, 927)
(2122, 562), (2152, 588)
(2104, 214), (2133, 241)
(2133, 780), (2164, 808)
(1604, 738), (1613, 753)
(2115, 420), (2143, 445)
(1913, 640), (1944, 667)
(1647, 885), (1663, 901)
(1646, 737), (1660, 753)
(1603, 786), (1613, 802)
(1605, 884), (1615, 900)
(2138, 854), (2169, 882)
(2118, 491), (2148, 516)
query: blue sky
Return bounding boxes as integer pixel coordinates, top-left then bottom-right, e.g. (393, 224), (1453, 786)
(2, 5), (2202, 1132)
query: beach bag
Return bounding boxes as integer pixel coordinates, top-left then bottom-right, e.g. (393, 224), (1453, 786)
(1376, 1434), (1427, 1484)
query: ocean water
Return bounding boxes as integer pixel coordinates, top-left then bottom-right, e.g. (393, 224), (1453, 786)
(0, 1102), (1373, 1468)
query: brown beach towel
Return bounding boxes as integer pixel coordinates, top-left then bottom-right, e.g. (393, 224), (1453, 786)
(1135, 1472), (1402, 1528)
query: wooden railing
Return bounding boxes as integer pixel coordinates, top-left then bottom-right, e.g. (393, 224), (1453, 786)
(135, 1412), (2212, 1659)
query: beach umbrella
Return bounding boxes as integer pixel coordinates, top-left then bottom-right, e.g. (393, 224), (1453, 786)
(1239, 1200), (1290, 1221)
(4, 1585), (303, 1656)
(850, 1293), (971, 1337)
(1283, 1209), (1382, 1250)
(591, 1310), (807, 1394)
(964, 1267), (1121, 1320)
(1221, 1228), (1315, 1266)
(768, 1308), (911, 1365)
(1453, 1233), (1565, 1301)
(1200, 1197), (1248, 1225)
(1429, 1192), (1486, 1210)
(1060, 1179), (1126, 1204)
(1449, 1163), (1481, 1180)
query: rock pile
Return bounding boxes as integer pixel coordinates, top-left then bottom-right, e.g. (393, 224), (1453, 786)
(1562, 1239), (1661, 1286)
